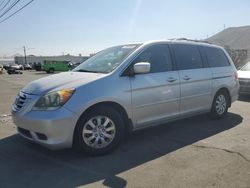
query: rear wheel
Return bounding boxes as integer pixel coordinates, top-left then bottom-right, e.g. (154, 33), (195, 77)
(210, 91), (230, 119)
(73, 106), (125, 155)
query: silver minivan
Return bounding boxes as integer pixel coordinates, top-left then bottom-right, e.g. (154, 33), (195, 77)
(12, 40), (239, 155)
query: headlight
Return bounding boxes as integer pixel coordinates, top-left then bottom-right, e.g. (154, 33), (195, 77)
(32, 88), (75, 111)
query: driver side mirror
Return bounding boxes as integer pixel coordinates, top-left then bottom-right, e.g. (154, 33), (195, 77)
(133, 62), (151, 74)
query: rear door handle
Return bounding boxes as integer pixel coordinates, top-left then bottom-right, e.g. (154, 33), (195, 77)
(166, 77), (177, 83)
(183, 76), (191, 80)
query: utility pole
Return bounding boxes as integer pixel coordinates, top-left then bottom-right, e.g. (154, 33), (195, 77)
(23, 46), (27, 65)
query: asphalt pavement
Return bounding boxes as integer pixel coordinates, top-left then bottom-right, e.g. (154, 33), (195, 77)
(0, 71), (250, 188)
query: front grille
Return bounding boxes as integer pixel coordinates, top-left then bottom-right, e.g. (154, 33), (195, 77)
(13, 91), (30, 112)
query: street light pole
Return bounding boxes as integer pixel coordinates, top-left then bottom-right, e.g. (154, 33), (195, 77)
(23, 46), (27, 65)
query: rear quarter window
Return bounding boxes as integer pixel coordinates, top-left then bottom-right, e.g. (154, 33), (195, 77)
(203, 47), (230, 67)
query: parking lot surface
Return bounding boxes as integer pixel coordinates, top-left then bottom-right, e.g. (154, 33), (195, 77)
(0, 71), (250, 188)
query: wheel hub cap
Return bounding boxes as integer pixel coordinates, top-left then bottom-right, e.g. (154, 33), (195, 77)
(215, 94), (226, 115)
(82, 116), (116, 149)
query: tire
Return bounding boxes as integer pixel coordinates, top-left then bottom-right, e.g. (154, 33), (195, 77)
(48, 68), (55, 73)
(210, 90), (230, 119)
(73, 105), (125, 155)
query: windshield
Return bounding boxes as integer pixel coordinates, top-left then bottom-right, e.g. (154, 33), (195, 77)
(73, 44), (141, 73)
(240, 62), (250, 71)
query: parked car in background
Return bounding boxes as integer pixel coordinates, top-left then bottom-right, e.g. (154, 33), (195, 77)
(12, 40), (239, 155)
(43, 60), (71, 73)
(33, 62), (42, 71)
(7, 67), (23, 74)
(238, 62), (250, 95)
(0, 64), (4, 74)
(3, 64), (11, 70)
(23, 64), (32, 70)
(68, 61), (81, 70)
(11, 64), (24, 70)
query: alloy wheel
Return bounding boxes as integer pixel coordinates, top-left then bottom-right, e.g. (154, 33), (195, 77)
(215, 94), (227, 115)
(82, 116), (116, 149)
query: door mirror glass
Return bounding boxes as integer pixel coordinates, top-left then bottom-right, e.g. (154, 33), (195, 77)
(133, 62), (150, 74)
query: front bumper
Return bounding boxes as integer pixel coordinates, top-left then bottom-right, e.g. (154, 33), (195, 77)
(239, 86), (250, 94)
(12, 107), (79, 150)
(239, 78), (250, 94)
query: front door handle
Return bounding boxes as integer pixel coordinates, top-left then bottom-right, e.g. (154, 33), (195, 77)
(183, 76), (191, 80)
(166, 77), (177, 83)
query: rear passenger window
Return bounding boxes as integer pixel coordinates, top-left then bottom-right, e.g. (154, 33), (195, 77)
(173, 44), (203, 70)
(203, 47), (230, 67)
(133, 44), (173, 73)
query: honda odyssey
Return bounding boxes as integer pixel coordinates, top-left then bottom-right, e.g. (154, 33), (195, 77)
(12, 40), (239, 155)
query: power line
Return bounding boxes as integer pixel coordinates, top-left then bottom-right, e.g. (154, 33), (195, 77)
(0, 0), (20, 19)
(0, 0), (11, 13)
(0, 0), (7, 9)
(0, 0), (34, 24)
(0, 0), (19, 19)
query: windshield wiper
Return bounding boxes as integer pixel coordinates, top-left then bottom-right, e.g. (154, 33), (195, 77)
(74, 69), (107, 74)
(74, 69), (108, 74)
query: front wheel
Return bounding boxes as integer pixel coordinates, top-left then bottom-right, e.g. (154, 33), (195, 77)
(48, 68), (55, 73)
(73, 106), (125, 155)
(210, 91), (229, 119)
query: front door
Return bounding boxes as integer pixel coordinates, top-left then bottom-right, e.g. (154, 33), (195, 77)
(130, 44), (180, 128)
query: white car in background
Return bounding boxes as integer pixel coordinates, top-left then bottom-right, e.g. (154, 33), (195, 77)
(0, 64), (4, 73)
(238, 62), (250, 95)
(11, 64), (24, 70)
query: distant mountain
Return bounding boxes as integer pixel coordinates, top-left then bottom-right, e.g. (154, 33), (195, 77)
(207, 25), (250, 50)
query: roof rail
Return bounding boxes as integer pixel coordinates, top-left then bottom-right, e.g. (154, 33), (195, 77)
(170, 38), (212, 44)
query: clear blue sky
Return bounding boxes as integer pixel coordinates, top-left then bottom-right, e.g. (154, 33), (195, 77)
(0, 0), (250, 57)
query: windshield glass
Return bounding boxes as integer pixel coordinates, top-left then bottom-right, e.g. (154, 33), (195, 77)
(240, 62), (250, 71)
(73, 44), (141, 73)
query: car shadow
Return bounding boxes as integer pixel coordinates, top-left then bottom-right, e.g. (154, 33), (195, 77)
(0, 112), (242, 187)
(238, 95), (250, 102)
(33, 71), (51, 75)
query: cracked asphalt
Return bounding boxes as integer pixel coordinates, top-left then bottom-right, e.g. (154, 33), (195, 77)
(0, 71), (250, 188)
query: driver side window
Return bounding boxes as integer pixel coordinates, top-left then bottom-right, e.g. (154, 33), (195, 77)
(133, 44), (173, 73)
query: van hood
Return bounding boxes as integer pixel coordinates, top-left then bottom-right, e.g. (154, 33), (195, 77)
(22, 72), (106, 95)
(238, 70), (250, 79)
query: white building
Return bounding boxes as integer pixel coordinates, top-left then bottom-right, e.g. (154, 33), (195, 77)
(0, 59), (14, 65)
(14, 55), (89, 65)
